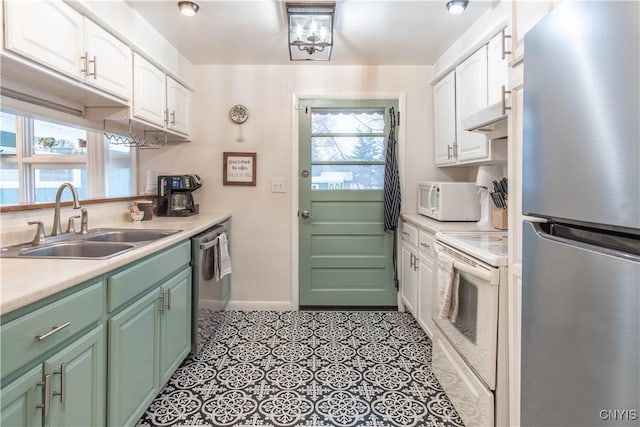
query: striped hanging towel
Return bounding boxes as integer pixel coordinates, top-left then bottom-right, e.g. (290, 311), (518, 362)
(384, 107), (401, 232)
(383, 107), (401, 289)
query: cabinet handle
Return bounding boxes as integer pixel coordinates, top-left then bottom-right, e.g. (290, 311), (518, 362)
(158, 292), (165, 313)
(414, 260), (419, 272)
(36, 374), (51, 417)
(165, 289), (171, 311)
(35, 321), (71, 342)
(420, 243), (430, 249)
(501, 28), (512, 60)
(452, 142), (458, 159)
(80, 52), (89, 76)
(409, 253), (415, 268)
(164, 109), (169, 125)
(53, 363), (67, 403)
(171, 111), (176, 126)
(501, 85), (512, 115)
(88, 56), (97, 79)
(447, 145), (452, 160)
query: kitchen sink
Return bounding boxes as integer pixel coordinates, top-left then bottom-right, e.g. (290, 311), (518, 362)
(0, 228), (182, 259)
(83, 228), (181, 243)
(19, 241), (136, 259)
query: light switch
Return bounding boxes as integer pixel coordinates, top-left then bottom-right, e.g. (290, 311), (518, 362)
(271, 177), (286, 193)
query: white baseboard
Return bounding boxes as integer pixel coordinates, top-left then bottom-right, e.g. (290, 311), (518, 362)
(224, 300), (294, 311)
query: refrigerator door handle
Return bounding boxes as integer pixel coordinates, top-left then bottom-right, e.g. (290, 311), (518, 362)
(527, 221), (640, 262)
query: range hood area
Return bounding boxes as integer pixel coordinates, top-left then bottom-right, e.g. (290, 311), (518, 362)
(462, 101), (508, 139)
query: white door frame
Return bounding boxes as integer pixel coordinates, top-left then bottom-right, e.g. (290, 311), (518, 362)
(289, 91), (407, 311)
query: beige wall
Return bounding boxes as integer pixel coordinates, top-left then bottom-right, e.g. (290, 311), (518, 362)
(139, 64), (469, 308)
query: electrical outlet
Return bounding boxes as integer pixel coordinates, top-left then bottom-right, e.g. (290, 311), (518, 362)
(271, 177), (286, 193)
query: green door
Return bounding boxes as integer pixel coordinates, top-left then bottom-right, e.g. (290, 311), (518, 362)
(108, 288), (160, 427)
(299, 99), (398, 307)
(159, 267), (191, 385)
(47, 325), (105, 427)
(0, 365), (44, 427)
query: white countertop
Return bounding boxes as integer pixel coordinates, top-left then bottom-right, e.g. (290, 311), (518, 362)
(401, 213), (497, 234)
(0, 212), (231, 316)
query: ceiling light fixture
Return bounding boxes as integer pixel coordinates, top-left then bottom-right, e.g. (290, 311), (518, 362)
(286, 3), (336, 61)
(446, 0), (469, 14)
(178, 1), (200, 17)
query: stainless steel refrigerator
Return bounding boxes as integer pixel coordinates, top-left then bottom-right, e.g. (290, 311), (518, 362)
(521, 1), (640, 426)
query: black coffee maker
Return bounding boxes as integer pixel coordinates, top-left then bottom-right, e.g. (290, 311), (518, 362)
(156, 174), (202, 216)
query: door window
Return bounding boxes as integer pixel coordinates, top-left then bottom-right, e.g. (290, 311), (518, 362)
(310, 109), (386, 190)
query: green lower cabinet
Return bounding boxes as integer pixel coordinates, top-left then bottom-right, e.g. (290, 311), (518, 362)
(160, 268), (192, 385)
(108, 287), (160, 427)
(108, 266), (192, 427)
(46, 326), (105, 427)
(1, 365), (44, 427)
(1, 325), (104, 427)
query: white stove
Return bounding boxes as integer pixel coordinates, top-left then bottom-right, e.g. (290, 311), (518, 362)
(435, 231), (508, 267)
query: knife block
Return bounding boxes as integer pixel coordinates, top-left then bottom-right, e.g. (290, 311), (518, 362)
(492, 209), (508, 230)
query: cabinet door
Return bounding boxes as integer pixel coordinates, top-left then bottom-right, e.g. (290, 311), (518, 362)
(84, 19), (132, 100)
(1, 366), (44, 427)
(417, 254), (435, 339)
(455, 45), (489, 162)
(159, 268), (192, 385)
(511, 0), (556, 62)
(166, 77), (192, 137)
(487, 31), (509, 106)
(46, 326), (105, 427)
(108, 288), (160, 427)
(4, 0), (84, 80)
(433, 71), (457, 166)
(132, 53), (167, 128)
(401, 243), (417, 315)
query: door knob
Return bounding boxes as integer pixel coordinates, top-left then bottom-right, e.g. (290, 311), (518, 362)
(300, 210), (312, 218)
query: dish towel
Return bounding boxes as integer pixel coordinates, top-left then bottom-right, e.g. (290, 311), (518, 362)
(437, 252), (460, 320)
(216, 233), (232, 280)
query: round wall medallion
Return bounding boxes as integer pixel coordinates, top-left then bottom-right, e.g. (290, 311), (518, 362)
(229, 104), (249, 124)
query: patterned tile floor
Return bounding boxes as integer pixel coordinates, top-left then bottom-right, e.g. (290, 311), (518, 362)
(136, 310), (465, 427)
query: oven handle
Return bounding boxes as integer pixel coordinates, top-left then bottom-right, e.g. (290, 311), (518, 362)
(435, 244), (500, 285)
(200, 238), (220, 250)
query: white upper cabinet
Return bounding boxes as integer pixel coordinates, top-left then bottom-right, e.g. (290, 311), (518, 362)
(166, 76), (192, 136)
(511, 0), (558, 63)
(455, 45), (489, 163)
(133, 54), (192, 138)
(84, 19), (132, 101)
(434, 71), (457, 166)
(133, 53), (167, 128)
(4, 0), (85, 80)
(4, 0), (132, 101)
(487, 31), (509, 106)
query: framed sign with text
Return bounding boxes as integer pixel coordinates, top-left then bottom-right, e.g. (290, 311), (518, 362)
(223, 152), (257, 186)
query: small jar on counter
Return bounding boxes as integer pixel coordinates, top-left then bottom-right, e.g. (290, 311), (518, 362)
(135, 200), (154, 221)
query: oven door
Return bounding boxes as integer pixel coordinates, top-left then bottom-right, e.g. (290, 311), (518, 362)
(433, 242), (500, 389)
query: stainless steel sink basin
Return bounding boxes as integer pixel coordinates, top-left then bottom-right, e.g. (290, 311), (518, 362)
(19, 241), (135, 259)
(0, 228), (182, 259)
(83, 228), (181, 243)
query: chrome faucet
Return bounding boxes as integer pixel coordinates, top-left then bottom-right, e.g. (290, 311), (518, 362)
(51, 182), (82, 236)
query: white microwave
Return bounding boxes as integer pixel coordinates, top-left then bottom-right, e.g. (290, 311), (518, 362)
(418, 182), (480, 221)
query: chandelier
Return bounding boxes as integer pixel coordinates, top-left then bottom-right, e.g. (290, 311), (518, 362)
(286, 3), (336, 61)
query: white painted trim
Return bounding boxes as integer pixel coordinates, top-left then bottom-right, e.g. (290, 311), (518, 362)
(290, 91), (407, 311)
(225, 300), (294, 312)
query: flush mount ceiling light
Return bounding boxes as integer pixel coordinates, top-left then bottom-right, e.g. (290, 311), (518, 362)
(446, 0), (469, 14)
(286, 2), (336, 61)
(178, 1), (200, 16)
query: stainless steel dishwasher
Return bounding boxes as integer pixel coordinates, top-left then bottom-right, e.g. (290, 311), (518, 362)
(191, 220), (231, 354)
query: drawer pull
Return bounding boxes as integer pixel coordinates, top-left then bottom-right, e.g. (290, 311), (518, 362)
(36, 374), (51, 416)
(53, 363), (67, 403)
(158, 292), (165, 313)
(420, 243), (430, 248)
(35, 322), (71, 342)
(402, 231), (410, 237)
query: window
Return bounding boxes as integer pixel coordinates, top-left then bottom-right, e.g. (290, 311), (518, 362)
(0, 111), (136, 205)
(310, 109), (387, 190)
